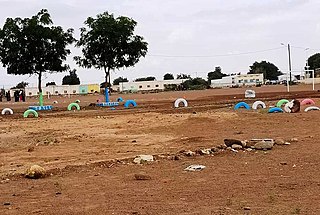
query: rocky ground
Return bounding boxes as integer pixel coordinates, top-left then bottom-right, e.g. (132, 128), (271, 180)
(0, 85), (320, 214)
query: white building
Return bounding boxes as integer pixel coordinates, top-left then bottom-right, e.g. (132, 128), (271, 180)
(211, 74), (264, 88)
(118, 79), (189, 92)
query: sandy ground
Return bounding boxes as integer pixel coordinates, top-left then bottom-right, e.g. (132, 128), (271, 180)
(0, 84), (320, 215)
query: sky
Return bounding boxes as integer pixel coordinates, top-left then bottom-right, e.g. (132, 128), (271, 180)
(0, 0), (320, 88)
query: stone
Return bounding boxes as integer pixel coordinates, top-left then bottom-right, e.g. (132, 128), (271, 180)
(133, 155), (154, 164)
(290, 138), (298, 142)
(27, 146), (35, 152)
(232, 144), (243, 150)
(197, 149), (211, 155)
(25, 165), (46, 179)
(211, 147), (219, 153)
(253, 140), (274, 150)
(134, 173), (151, 180)
(224, 139), (242, 147)
(184, 150), (196, 157)
(172, 155), (180, 160)
(275, 139), (286, 145)
(247, 139), (274, 148)
(217, 144), (227, 150)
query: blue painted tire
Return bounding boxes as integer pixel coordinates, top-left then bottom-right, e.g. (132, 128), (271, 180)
(117, 97), (124, 102)
(234, 102), (250, 110)
(268, 107), (284, 113)
(124, 100), (137, 108)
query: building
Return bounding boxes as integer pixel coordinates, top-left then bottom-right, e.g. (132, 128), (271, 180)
(117, 79), (188, 92)
(211, 74), (263, 88)
(25, 84), (99, 97)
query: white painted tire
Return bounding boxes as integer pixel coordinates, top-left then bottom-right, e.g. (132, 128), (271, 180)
(304, 106), (320, 112)
(1, 108), (13, 115)
(284, 101), (293, 113)
(252, 101), (266, 110)
(174, 98), (188, 108)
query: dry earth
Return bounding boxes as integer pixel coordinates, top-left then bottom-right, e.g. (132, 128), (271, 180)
(0, 85), (320, 215)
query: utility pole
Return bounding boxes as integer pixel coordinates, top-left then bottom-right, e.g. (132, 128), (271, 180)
(287, 44), (292, 83)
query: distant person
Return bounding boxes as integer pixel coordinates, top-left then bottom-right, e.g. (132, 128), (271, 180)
(22, 90), (26, 102)
(6, 91), (11, 101)
(0, 92), (2, 102)
(14, 91), (19, 102)
(19, 90), (23, 102)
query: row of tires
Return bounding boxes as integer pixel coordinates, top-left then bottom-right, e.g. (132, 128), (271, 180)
(234, 98), (319, 113)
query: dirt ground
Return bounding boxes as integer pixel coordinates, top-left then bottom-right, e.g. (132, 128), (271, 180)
(1, 84), (320, 215)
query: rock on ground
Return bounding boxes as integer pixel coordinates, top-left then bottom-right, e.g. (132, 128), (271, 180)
(133, 155), (154, 164)
(25, 165), (46, 179)
(253, 141), (274, 150)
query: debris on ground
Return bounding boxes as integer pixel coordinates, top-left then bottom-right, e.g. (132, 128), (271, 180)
(133, 155), (154, 164)
(184, 165), (206, 172)
(134, 173), (152, 180)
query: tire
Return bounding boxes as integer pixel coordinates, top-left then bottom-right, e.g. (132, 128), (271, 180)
(268, 107), (283, 113)
(75, 100), (80, 103)
(174, 98), (188, 108)
(67, 103), (80, 111)
(252, 101), (266, 110)
(304, 106), (320, 112)
(1, 108), (13, 115)
(284, 101), (294, 113)
(117, 97), (124, 102)
(23, 109), (38, 118)
(276, 99), (289, 108)
(234, 102), (250, 110)
(301, 98), (315, 106)
(124, 100), (137, 108)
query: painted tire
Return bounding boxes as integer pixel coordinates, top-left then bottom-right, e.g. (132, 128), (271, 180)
(67, 103), (80, 111)
(301, 98), (315, 106)
(1, 108), (13, 115)
(174, 98), (188, 108)
(23, 109), (38, 118)
(252, 101), (266, 110)
(117, 97), (124, 102)
(284, 101), (294, 113)
(234, 102), (250, 110)
(276, 99), (289, 108)
(53, 101), (58, 104)
(268, 107), (284, 113)
(124, 100), (137, 108)
(304, 106), (320, 112)
(75, 100), (80, 103)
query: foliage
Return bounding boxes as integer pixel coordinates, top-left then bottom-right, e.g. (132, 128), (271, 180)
(0, 9), (74, 93)
(113, 77), (128, 85)
(46, 82), (56, 87)
(248, 61), (281, 80)
(207, 66), (227, 81)
(307, 53), (320, 71)
(182, 77), (209, 90)
(135, 76), (156, 82)
(163, 73), (174, 80)
(75, 11), (148, 90)
(177, 73), (191, 79)
(11, 81), (29, 89)
(100, 82), (111, 88)
(62, 69), (80, 85)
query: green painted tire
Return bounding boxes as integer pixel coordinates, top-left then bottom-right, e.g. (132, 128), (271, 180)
(276, 99), (289, 108)
(67, 103), (80, 111)
(23, 109), (38, 118)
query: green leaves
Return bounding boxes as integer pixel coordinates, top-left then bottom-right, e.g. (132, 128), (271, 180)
(249, 61), (281, 80)
(0, 9), (75, 92)
(75, 11), (148, 84)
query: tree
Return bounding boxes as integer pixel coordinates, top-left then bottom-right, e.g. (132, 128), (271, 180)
(75, 12), (148, 95)
(177, 73), (191, 79)
(62, 69), (80, 85)
(182, 77), (209, 90)
(0, 9), (74, 106)
(46, 82), (56, 87)
(307, 53), (320, 70)
(11, 81), (28, 89)
(164, 73), (174, 80)
(248, 61), (281, 80)
(113, 77), (128, 85)
(207, 66), (227, 82)
(135, 77), (156, 82)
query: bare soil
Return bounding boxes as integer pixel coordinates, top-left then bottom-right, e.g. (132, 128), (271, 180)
(1, 85), (320, 215)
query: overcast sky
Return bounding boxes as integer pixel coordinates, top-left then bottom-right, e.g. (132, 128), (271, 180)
(0, 0), (320, 88)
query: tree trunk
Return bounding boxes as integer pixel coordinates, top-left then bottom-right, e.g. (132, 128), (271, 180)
(104, 67), (111, 96)
(38, 71), (44, 106)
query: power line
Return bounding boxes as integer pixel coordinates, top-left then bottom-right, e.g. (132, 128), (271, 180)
(148, 47), (284, 58)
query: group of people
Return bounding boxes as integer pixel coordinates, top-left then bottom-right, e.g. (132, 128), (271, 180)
(0, 90), (25, 102)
